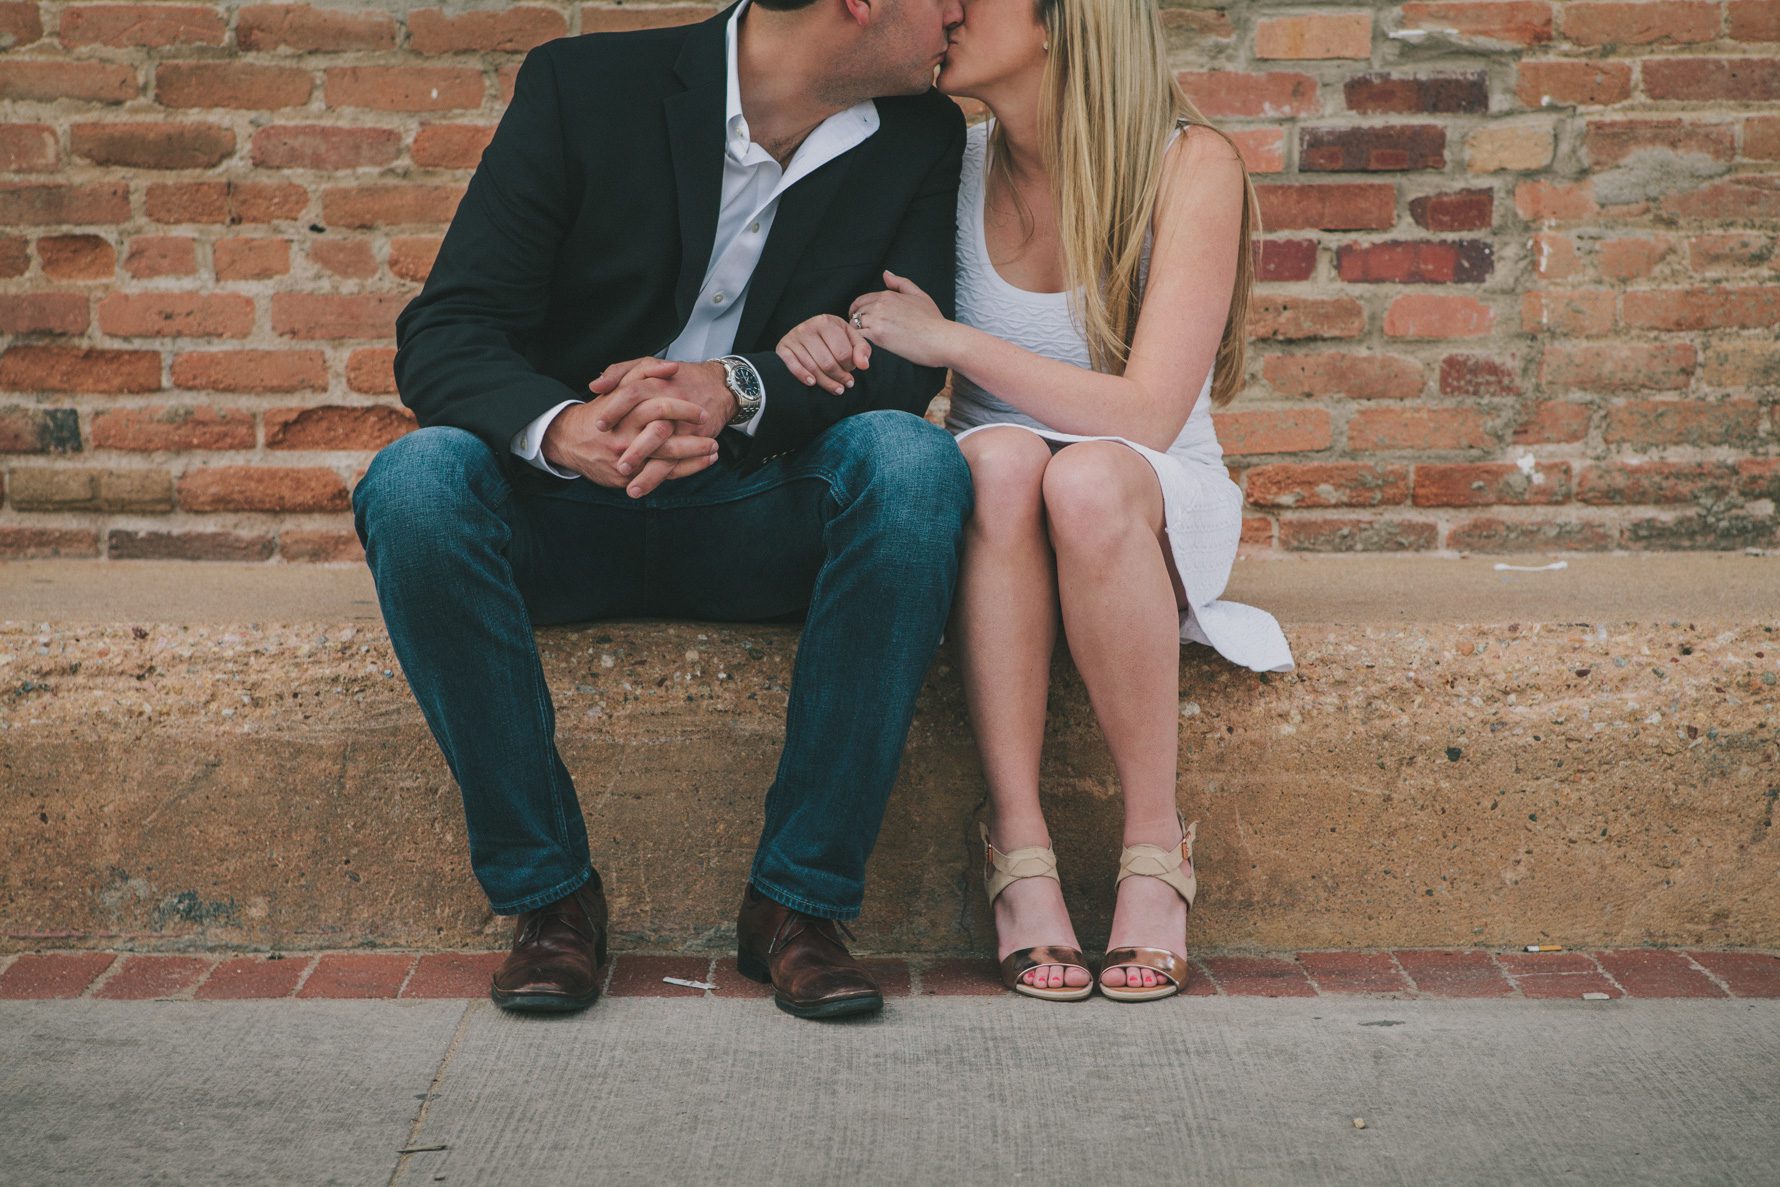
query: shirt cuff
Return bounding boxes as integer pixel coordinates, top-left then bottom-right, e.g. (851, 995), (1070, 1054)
(511, 399), (583, 479)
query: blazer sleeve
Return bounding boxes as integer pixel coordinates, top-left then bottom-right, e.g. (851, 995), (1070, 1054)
(726, 103), (966, 465)
(391, 43), (584, 456)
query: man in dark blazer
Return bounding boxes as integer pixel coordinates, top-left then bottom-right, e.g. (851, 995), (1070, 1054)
(352, 0), (969, 1019)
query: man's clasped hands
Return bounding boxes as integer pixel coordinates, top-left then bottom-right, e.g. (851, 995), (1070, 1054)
(539, 356), (731, 498)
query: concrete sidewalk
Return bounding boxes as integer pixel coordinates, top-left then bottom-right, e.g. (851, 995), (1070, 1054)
(4, 997), (1776, 1186)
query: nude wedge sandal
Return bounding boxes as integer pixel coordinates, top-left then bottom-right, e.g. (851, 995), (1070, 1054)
(979, 821), (1094, 1002)
(1099, 815), (1198, 1002)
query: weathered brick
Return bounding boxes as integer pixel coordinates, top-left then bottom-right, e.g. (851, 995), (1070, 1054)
(0, 405), (81, 453)
(1229, 127), (1287, 174)
(38, 236), (116, 282)
(1467, 121), (1555, 171)
(58, 3), (225, 48)
(1395, 950), (1512, 997)
(1447, 516), (1614, 551)
(345, 347), (398, 393)
(1596, 235), (1673, 280)
(1262, 351), (1425, 399)
(1398, 1), (1554, 46)
(296, 953), (413, 998)
(1622, 286), (1780, 330)
(1544, 340), (1695, 392)
(399, 952), (505, 998)
(1345, 72), (1488, 114)
(1440, 354), (1522, 398)
(1662, 176), (1780, 220)
(9, 466), (173, 512)
(1643, 58), (1780, 102)
(98, 293), (254, 339)
(1576, 461), (1740, 505)
(1249, 295), (1368, 340)
(177, 464), (350, 512)
(0, 181), (131, 225)
(70, 121), (234, 170)
(264, 404), (414, 450)
(251, 124), (403, 170)
(1301, 125), (1445, 172)
(1515, 59), (1634, 107)
(1297, 951), (1410, 994)
(271, 292), (408, 340)
(1350, 407), (1491, 450)
(1210, 408), (1333, 455)
(1688, 951), (1780, 997)
(1177, 71), (1319, 119)
(0, 291), (88, 335)
(90, 406), (255, 451)
(1159, 7), (1237, 43)
(1384, 294), (1495, 337)
(1514, 179), (1599, 222)
(154, 62), (313, 110)
(1337, 240), (1493, 283)
(145, 180), (308, 225)
(280, 529), (364, 562)
(324, 66), (485, 112)
(1686, 231), (1774, 271)
(1521, 289), (1615, 336)
(411, 123), (496, 169)
(1254, 238), (1317, 281)
(1409, 188), (1493, 231)
(0, 345), (161, 393)
(1511, 401), (1590, 443)
(0, 953), (115, 999)
(0, 60), (138, 104)
(1256, 183), (1396, 230)
(1531, 232), (1583, 278)
(122, 236), (199, 279)
(408, 6), (568, 54)
(1586, 118), (1736, 168)
(172, 349), (327, 392)
(1699, 339), (1780, 387)
(320, 184), (465, 228)
(1201, 955), (1318, 995)
(1279, 516), (1440, 551)
(0, 123), (57, 172)
(0, 526), (100, 559)
(213, 237), (291, 280)
(1624, 509), (1779, 550)
(1413, 461), (1570, 506)
(1254, 12), (1372, 59)
(1594, 950), (1725, 998)
(236, 4), (398, 52)
(307, 237), (377, 279)
(195, 955), (311, 999)
(1729, 0), (1780, 39)
(93, 955), (212, 1000)
(578, 5), (715, 33)
(108, 529), (276, 560)
(0, 1), (43, 49)
(0, 235), (28, 277)
(1561, 1), (1720, 46)
(1245, 462), (1409, 508)
(1603, 399), (1762, 446)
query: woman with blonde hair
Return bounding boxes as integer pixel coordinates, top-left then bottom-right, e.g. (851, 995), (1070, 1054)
(776, 0), (1293, 1001)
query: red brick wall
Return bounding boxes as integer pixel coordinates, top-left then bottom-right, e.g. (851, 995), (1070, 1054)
(0, 1), (1775, 561)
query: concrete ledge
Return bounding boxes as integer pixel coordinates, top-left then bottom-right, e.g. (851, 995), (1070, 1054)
(2, 555), (1776, 954)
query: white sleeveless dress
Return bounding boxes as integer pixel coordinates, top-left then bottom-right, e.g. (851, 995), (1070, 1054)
(947, 120), (1294, 674)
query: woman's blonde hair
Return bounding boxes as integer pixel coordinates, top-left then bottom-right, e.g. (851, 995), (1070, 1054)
(985, 0), (1258, 406)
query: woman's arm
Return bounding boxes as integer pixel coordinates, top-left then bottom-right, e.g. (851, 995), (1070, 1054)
(853, 126), (1246, 453)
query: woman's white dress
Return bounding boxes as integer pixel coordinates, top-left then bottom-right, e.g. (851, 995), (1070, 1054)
(946, 120), (1294, 674)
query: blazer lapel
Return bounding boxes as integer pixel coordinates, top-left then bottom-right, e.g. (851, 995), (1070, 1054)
(735, 148), (860, 350)
(665, 14), (729, 326)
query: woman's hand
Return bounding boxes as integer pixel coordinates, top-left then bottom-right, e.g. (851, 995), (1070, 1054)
(847, 271), (957, 368)
(775, 314), (871, 395)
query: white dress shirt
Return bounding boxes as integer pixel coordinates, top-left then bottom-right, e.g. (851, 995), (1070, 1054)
(512, 0), (880, 478)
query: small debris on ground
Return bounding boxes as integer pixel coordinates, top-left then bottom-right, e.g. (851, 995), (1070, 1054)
(1493, 561), (1568, 573)
(398, 1143), (448, 1154)
(1353, 1118), (1367, 1130)
(1582, 991), (1611, 1001)
(662, 976), (717, 991)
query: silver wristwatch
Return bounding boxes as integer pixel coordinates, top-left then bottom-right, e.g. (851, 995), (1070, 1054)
(716, 355), (764, 427)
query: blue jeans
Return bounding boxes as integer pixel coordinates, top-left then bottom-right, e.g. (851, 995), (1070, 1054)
(352, 410), (971, 919)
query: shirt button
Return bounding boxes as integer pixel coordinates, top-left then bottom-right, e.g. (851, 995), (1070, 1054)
(749, 221), (761, 233)
(712, 292), (726, 305)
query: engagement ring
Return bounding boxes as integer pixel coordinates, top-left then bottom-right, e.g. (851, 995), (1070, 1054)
(850, 313), (863, 328)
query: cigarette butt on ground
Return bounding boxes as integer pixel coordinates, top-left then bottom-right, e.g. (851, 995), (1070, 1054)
(661, 976), (717, 991)
(1524, 944), (1565, 952)
(1582, 991), (1612, 1001)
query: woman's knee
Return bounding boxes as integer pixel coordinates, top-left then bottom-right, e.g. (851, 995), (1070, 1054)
(1041, 442), (1151, 545)
(961, 428), (1051, 534)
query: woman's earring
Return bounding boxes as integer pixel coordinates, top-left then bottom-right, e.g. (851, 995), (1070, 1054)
(1042, 39), (1049, 51)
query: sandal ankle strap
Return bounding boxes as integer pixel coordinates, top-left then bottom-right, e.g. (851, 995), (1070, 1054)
(979, 820), (1060, 904)
(1115, 814), (1198, 909)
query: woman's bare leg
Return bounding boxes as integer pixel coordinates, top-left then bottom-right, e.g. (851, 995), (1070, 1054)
(955, 428), (1088, 990)
(1041, 441), (1186, 991)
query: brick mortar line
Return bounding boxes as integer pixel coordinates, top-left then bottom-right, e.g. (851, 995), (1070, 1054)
(1683, 950), (1738, 998)
(1588, 950), (1632, 998)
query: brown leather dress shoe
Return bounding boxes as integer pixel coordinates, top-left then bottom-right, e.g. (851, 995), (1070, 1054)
(735, 884), (883, 1019)
(489, 871), (610, 1013)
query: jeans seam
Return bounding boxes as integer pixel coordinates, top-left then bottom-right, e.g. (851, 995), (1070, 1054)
(747, 869), (860, 921)
(491, 866), (591, 915)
